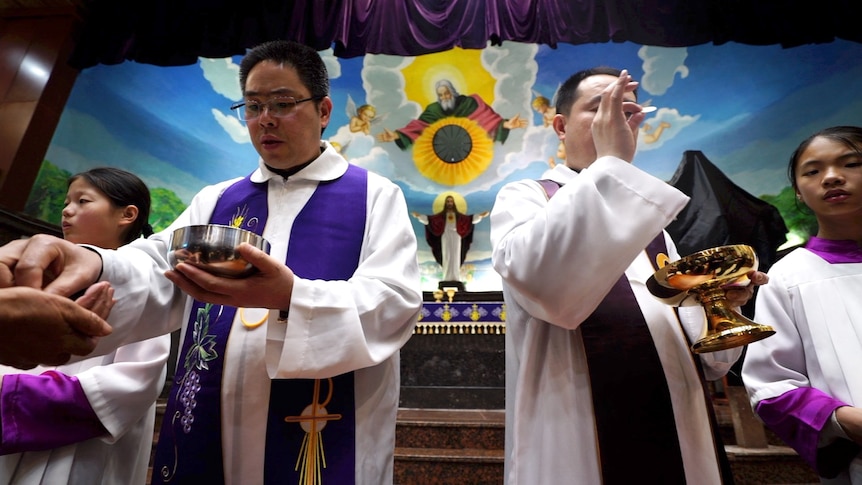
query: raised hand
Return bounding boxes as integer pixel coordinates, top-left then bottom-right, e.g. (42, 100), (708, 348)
(592, 69), (644, 163)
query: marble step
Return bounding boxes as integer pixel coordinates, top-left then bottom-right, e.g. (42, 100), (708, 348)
(395, 408), (504, 484)
(395, 405), (821, 485)
(395, 447), (503, 485)
(396, 408), (504, 450)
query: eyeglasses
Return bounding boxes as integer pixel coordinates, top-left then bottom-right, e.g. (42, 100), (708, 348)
(230, 95), (322, 122)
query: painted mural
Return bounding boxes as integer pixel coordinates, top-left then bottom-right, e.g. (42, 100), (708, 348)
(28, 40), (862, 291)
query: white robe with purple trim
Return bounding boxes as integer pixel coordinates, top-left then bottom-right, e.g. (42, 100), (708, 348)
(0, 335), (169, 485)
(743, 248), (862, 483)
(69, 143), (422, 485)
(491, 159), (743, 485)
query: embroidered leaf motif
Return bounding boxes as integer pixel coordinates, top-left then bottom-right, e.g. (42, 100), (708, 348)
(184, 303), (220, 372)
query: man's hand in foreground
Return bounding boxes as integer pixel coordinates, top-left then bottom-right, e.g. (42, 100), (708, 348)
(0, 284), (113, 369)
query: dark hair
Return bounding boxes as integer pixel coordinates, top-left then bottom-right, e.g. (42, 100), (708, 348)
(787, 125), (862, 192)
(554, 66), (637, 118)
(69, 167), (153, 245)
(239, 40), (329, 101)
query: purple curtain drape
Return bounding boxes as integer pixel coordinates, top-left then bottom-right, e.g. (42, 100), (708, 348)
(68, 0), (862, 68)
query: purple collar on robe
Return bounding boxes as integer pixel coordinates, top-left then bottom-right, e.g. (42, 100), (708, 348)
(805, 236), (862, 263)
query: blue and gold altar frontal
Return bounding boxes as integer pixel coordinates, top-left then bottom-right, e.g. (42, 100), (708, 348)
(416, 301), (506, 335)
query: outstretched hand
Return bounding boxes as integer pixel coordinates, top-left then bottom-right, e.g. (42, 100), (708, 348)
(0, 285), (113, 369)
(503, 114), (528, 130)
(376, 128), (399, 143)
(165, 242), (295, 311)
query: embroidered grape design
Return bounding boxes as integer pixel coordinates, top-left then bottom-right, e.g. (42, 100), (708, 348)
(179, 370), (201, 433)
(175, 303), (220, 434)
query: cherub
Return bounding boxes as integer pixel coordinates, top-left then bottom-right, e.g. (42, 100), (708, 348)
(346, 94), (385, 135)
(531, 92), (555, 128)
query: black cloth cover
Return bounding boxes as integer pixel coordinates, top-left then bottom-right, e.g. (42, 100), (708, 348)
(665, 150), (788, 274)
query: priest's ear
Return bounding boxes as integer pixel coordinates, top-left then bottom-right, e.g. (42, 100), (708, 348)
(552, 114), (567, 140)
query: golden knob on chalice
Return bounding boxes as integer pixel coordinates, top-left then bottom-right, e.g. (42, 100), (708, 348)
(648, 244), (775, 353)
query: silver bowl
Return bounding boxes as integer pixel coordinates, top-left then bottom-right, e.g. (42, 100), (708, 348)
(167, 224), (271, 278)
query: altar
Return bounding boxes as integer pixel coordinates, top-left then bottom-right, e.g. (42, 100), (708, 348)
(415, 300), (505, 335)
(399, 291), (506, 410)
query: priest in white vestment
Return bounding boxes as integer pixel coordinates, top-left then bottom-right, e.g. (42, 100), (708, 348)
(0, 40), (421, 485)
(491, 67), (749, 484)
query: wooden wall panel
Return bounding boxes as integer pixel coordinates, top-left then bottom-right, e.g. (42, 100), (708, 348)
(0, 11), (80, 211)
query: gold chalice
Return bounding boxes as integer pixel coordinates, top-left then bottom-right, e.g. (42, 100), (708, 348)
(649, 244), (775, 353)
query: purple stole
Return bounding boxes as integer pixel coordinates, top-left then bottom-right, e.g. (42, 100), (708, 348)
(154, 165), (367, 484)
(537, 179), (688, 483)
(579, 235), (687, 484)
